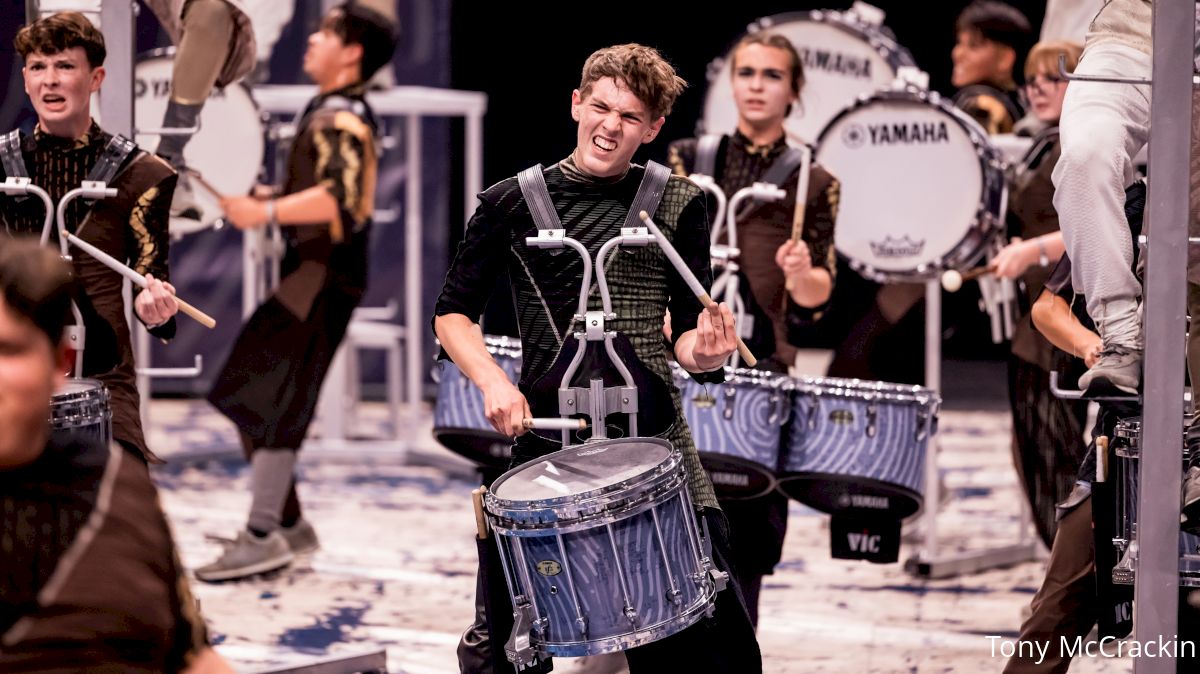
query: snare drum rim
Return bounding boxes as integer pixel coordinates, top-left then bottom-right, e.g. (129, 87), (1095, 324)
(815, 87), (1008, 283)
(794, 375), (941, 408)
(488, 469), (687, 535)
(485, 438), (682, 522)
(51, 377), (109, 403)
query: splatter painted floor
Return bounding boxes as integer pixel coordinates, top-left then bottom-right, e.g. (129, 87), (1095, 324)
(146, 400), (1134, 673)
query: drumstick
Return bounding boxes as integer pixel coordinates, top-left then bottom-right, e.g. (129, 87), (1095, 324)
(784, 145), (813, 293)
(522, 418), (587, 431)
(1096, 435), (1109, 483)
(185, 169), (225, 201)
(61, 231), (217, 329)
(471, 486), (489, 540)
(637, 210), (757, 368)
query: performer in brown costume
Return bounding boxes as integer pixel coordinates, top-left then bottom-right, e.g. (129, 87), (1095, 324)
(200, 1), (396, 583)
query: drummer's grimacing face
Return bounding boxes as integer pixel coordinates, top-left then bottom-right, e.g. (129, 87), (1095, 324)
(731, 44), (797, 129)
(571, 77), (663, 178)
(0, 297), (63, 468)
(23, 48), (103, 138)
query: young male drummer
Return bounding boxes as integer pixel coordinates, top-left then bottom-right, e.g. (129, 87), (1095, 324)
(0, 237), (231, 674)
(434, 43), (762, 673)
(0, 11), (180, 464)
(666, 31), (840, 627)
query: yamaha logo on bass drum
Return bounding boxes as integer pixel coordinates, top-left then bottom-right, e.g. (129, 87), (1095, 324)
(843, 120), (951, 148)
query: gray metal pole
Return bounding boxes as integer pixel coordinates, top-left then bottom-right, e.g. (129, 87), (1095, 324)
(1135, 2), (1194, 670)
(98, 0), (133, 137)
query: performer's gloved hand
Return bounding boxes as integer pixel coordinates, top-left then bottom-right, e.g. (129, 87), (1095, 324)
(220, 195), (270, 230)
(483, 376), (532, 438)
(691, 302), (737, 371)
(135, 274), (179, 328)
(775, 239), (812, 282)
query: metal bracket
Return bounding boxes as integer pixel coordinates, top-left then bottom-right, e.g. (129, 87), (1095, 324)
(584, 310), (605, 341)
(525, 228), (566, 249)
(505, 597), (540, 667)
(619, 226), (654, 246)
(1048, 371), (1140, 402)
(1059, 54), (1152, 86)
(558, 385), (638, 418)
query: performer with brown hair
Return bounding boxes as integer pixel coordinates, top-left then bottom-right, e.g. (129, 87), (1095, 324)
(0, 11), (180, 464)
(667, 31), (839, 627)
(435, 42), (762, 674)
(199, 1), (396, 583)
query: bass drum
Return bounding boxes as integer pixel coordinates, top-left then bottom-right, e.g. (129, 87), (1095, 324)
(134, 48), (265, 237)
(701, 9), (915, 144)
(815, 87), (1007, 282)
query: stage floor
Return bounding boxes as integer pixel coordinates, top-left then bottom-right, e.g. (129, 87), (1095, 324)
(145, 400), (1133, 673)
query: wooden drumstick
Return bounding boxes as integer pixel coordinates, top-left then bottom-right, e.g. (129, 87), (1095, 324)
(62, 231), (217, 329)
(471, 486), (489, 540)
(637, 211), (757, 367)
(1096, 435), (1109, 483)
(185, 169), (224, 201)
(522, 418), (587, 431)
(784, 145), (813, 293)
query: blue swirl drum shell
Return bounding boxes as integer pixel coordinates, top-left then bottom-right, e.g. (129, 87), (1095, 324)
(432, 335), (521, 469)
(485, 438), (716, 657)
(49, 378), (112, 447)
(1110, 418), (1200, 586)
(672, 363), (793, 500)
(779, 377), (938, 519)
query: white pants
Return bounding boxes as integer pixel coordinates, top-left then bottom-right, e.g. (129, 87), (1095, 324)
(1052, 42), (1151, 348)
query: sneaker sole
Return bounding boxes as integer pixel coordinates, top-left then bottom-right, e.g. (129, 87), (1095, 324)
(195, 552), (295, 582)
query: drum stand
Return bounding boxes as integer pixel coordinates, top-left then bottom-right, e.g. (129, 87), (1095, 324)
(0, 178), (87, 376)
(904, 280), (1040, 578)
(702, 180), (786, 369)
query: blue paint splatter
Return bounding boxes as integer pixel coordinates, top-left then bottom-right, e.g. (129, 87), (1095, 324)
(260, 591), (279, 600)
(278, 605), (369, 651)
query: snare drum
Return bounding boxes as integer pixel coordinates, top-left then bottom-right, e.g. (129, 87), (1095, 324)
(432, 335), (522, 469)
(1109, 418), (1200, 586)
(779, 377), (938, 519)
(815, 88), (1007, 282)
(485, 439), (720, 660)
(702, 10), (915, 144)
(134, 48), (265, 237)
(49, 378), (112, 447)
(672, 363), (793, 500)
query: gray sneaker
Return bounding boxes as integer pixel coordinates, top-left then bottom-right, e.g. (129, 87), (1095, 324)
(1182, 467), (1200, 533)
(280, 519), (320, 555)
(1078, 344), (1142, 396)
(195, 530), (294, 582)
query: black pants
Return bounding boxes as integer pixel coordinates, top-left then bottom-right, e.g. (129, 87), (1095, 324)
(718, 491), (790, 628)
(458, 508), (762, 674)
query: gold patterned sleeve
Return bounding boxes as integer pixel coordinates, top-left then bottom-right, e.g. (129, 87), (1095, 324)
(128, 172), (177, 281)
(313, 110), (378, 236)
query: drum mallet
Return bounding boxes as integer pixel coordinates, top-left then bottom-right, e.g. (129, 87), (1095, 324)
(638, 210), (758, 367)
(940, 266), (991, 293)
(784, 145), (813, 294)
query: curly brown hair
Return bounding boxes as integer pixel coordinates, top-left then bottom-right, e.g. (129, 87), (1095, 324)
(14, 12), (106, 69)
(578, 44), (687, 120)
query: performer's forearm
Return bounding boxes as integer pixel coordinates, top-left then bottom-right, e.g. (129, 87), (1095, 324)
(788, 268), (832, 308)
(434, 313), (511, 388)
(273, 186), (341, 227)
(1030, 290), (1098, 359)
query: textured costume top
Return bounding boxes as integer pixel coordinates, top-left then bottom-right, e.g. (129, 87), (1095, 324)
(0, 439), (208, 672)
(435, 155), (721, 508)
(668, 131), (840, 366)
(0, 121), (176, 461)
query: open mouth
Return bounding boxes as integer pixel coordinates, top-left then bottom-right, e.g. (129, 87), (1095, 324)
(592, 136), (617, 153)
